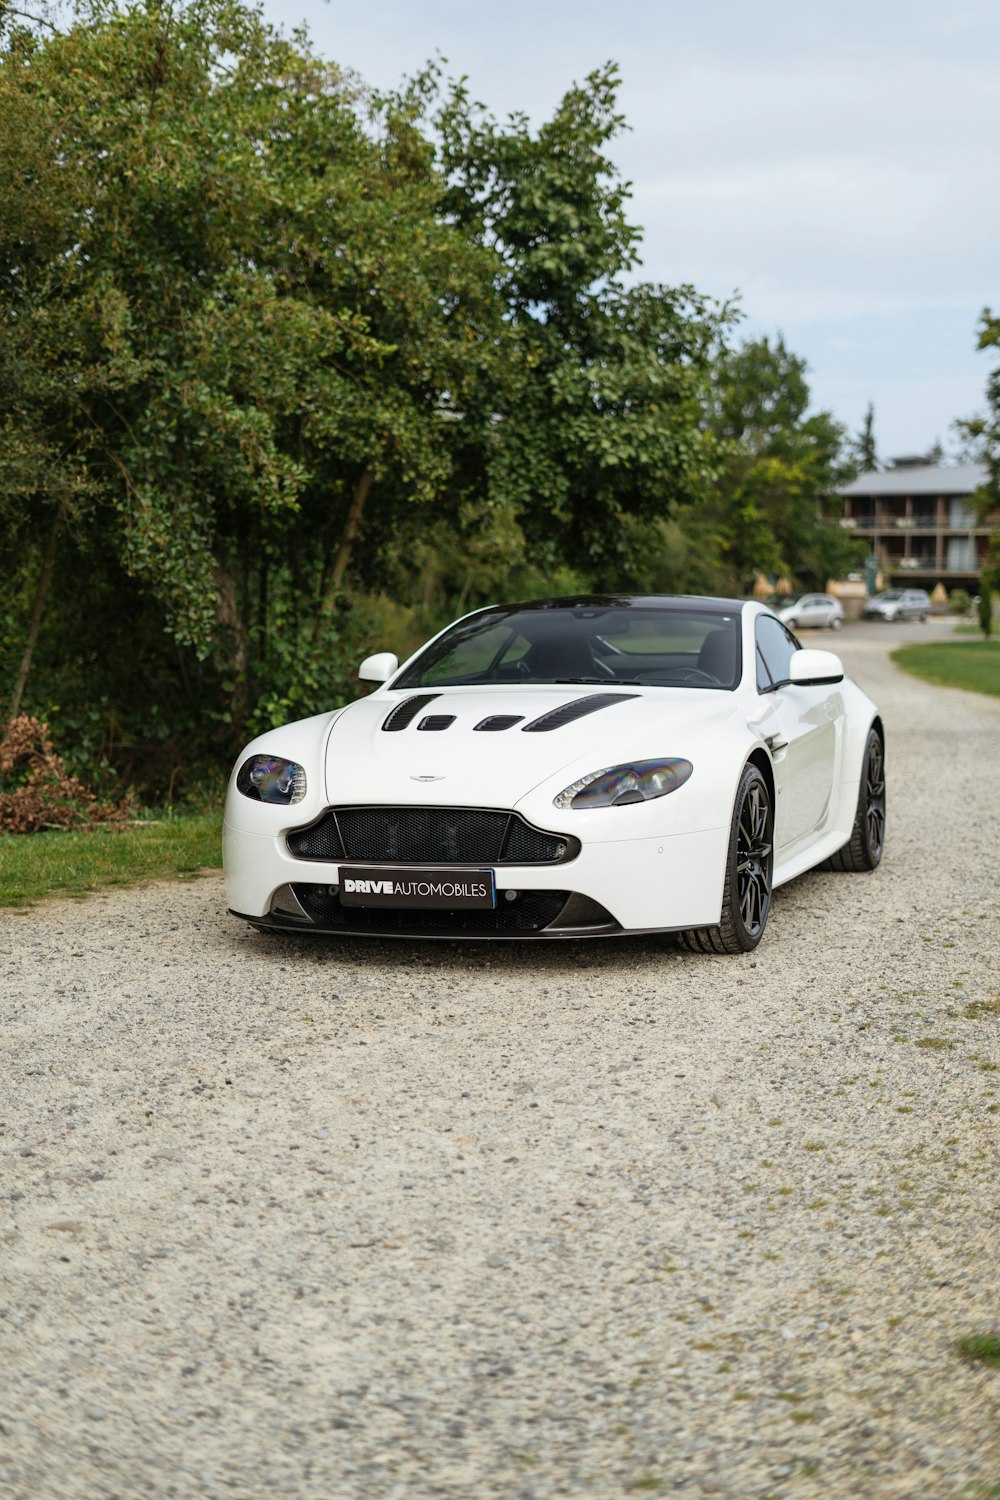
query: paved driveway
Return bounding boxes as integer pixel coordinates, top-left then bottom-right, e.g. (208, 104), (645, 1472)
(1, 624), (997, 1499)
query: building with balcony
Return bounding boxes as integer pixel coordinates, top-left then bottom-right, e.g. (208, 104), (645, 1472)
(837, 460), (995, 591)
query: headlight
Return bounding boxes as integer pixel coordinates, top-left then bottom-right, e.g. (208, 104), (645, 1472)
(236, 754), (306, 805)
(554, 757), (693, 810)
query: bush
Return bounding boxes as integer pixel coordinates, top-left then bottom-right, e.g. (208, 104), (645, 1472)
(948, 588), (971, 615)
(0, 716), (135, 834)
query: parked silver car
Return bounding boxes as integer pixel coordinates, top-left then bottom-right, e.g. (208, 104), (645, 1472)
(770, 593), (844, 630)
(863, 589), (931, 622)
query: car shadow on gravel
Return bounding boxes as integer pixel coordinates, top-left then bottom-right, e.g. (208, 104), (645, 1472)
(226, 863), (842, 976)
(234, 922), (756, 976)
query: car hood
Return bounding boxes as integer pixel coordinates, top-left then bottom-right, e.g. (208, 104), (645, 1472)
(324, 684), (741, 807)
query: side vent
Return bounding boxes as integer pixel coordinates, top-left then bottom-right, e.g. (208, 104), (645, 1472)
(474, 715), (524, 732)
(418, 714), (455, 732)
(522, 693), (638, 733)
(382, 694), (440, 732)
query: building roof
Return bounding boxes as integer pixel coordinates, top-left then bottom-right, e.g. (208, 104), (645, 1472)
(839, 463), (988, 497)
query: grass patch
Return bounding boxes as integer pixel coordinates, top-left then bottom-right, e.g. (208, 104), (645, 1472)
(0, 812), (222, 907)
(956, 1333), (1000, 1369)
(891, 641), (1000, 698)
(962, 998), (1000, 1020)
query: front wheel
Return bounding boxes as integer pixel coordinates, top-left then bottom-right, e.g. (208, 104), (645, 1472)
(680, 763), (774, 954)
(827, 727), (885, 872)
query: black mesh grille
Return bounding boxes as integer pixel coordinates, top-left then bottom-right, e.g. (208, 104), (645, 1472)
(417, 715), (455, 731)
(286, 816), (346, 861)
(382, 695), (440, 731)
(474, 715), (524, 731)
(502, 818), (565, 863)
(288, 884), (571, 935)
(522, 693), (637, 732)
(341, 807), (506, 862)
(286, 807), (576, 865)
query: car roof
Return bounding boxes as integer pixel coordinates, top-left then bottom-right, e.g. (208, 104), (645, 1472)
(461, 594), (749, 620)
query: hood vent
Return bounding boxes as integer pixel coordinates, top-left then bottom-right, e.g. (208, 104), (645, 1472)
(382, 694), (440, 732)
(418, 714), (455, 732)
(522, 693), (638, 733)
(474, 715), (524, 732)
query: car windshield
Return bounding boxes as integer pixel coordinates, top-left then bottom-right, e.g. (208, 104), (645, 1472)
(771, 594), (803, 608)
(878, 591), (904, 601)
(393, 601), (743, 690)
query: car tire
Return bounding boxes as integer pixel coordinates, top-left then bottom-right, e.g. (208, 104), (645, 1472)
(679, 763), (773, 954)
(826, 726), (885, 872)
(830, 616), (842, 631)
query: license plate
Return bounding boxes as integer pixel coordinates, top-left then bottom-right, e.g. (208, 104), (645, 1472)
(339, 867), (497, 909)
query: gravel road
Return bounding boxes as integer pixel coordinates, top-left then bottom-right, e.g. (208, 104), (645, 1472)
(2, 623), (998, 1500)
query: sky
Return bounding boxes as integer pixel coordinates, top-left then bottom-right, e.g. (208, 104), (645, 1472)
(260, 0), (1000, 460)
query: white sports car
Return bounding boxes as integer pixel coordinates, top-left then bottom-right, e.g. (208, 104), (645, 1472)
(224, 595), (885, 952)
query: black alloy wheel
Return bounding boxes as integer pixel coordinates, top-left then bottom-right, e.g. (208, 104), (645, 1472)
(827, 726), (886, 872)
(680, 763), (774, 955)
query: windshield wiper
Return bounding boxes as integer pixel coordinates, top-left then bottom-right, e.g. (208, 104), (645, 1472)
(552, 676), (640, 685)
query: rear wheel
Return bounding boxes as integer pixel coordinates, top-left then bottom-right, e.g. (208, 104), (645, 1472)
(826, 726), (885, 872)
(680, 763), (773, 954)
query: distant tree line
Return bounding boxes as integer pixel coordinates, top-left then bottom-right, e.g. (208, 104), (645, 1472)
(0, 0), (865, 799)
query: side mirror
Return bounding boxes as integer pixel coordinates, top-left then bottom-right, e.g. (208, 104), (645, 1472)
(787, 649), (844, 687)
(358, 652), (399, 684)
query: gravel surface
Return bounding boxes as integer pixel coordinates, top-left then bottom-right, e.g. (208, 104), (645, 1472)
(2, 622), (998, 1500)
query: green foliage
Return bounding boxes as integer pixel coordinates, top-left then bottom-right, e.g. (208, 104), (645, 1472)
(0, 0), (860, 802)
(964, 310), (1000, 603)
(431, 63), (731, 578)
(851, 401), (878, 473)
(697, 336), (863, 592)
(948, 588), (971, 615)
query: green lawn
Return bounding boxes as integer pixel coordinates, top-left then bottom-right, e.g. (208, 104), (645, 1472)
(0, 811), (223, 907)
(891, 640), (1000, 698)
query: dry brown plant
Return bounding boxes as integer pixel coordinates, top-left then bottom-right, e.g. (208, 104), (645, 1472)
(0, 716), (135, 834)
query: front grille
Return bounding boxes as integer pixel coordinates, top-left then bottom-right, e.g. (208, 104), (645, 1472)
(286, 807), (577, 865)
(288, 884), (571, 935)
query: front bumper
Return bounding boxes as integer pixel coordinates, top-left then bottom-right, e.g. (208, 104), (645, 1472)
(224, 820), (730, 939)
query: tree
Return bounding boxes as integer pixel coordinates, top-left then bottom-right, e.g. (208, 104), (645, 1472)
(428, 64), (732, 584)
(0, 0), (503, 763)
(963, 309), (1000, 634)
(701, 337), (864, 592)
(852, 402), (879, 474)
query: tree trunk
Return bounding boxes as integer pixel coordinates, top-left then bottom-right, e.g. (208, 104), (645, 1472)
(213, 562), (250, 725)
(8, 506), (61, 724)
(329, 466), (374, 594)
(312, 466), (374, 644)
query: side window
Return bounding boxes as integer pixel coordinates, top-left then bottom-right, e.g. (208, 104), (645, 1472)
(756, 615), (799, 691)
